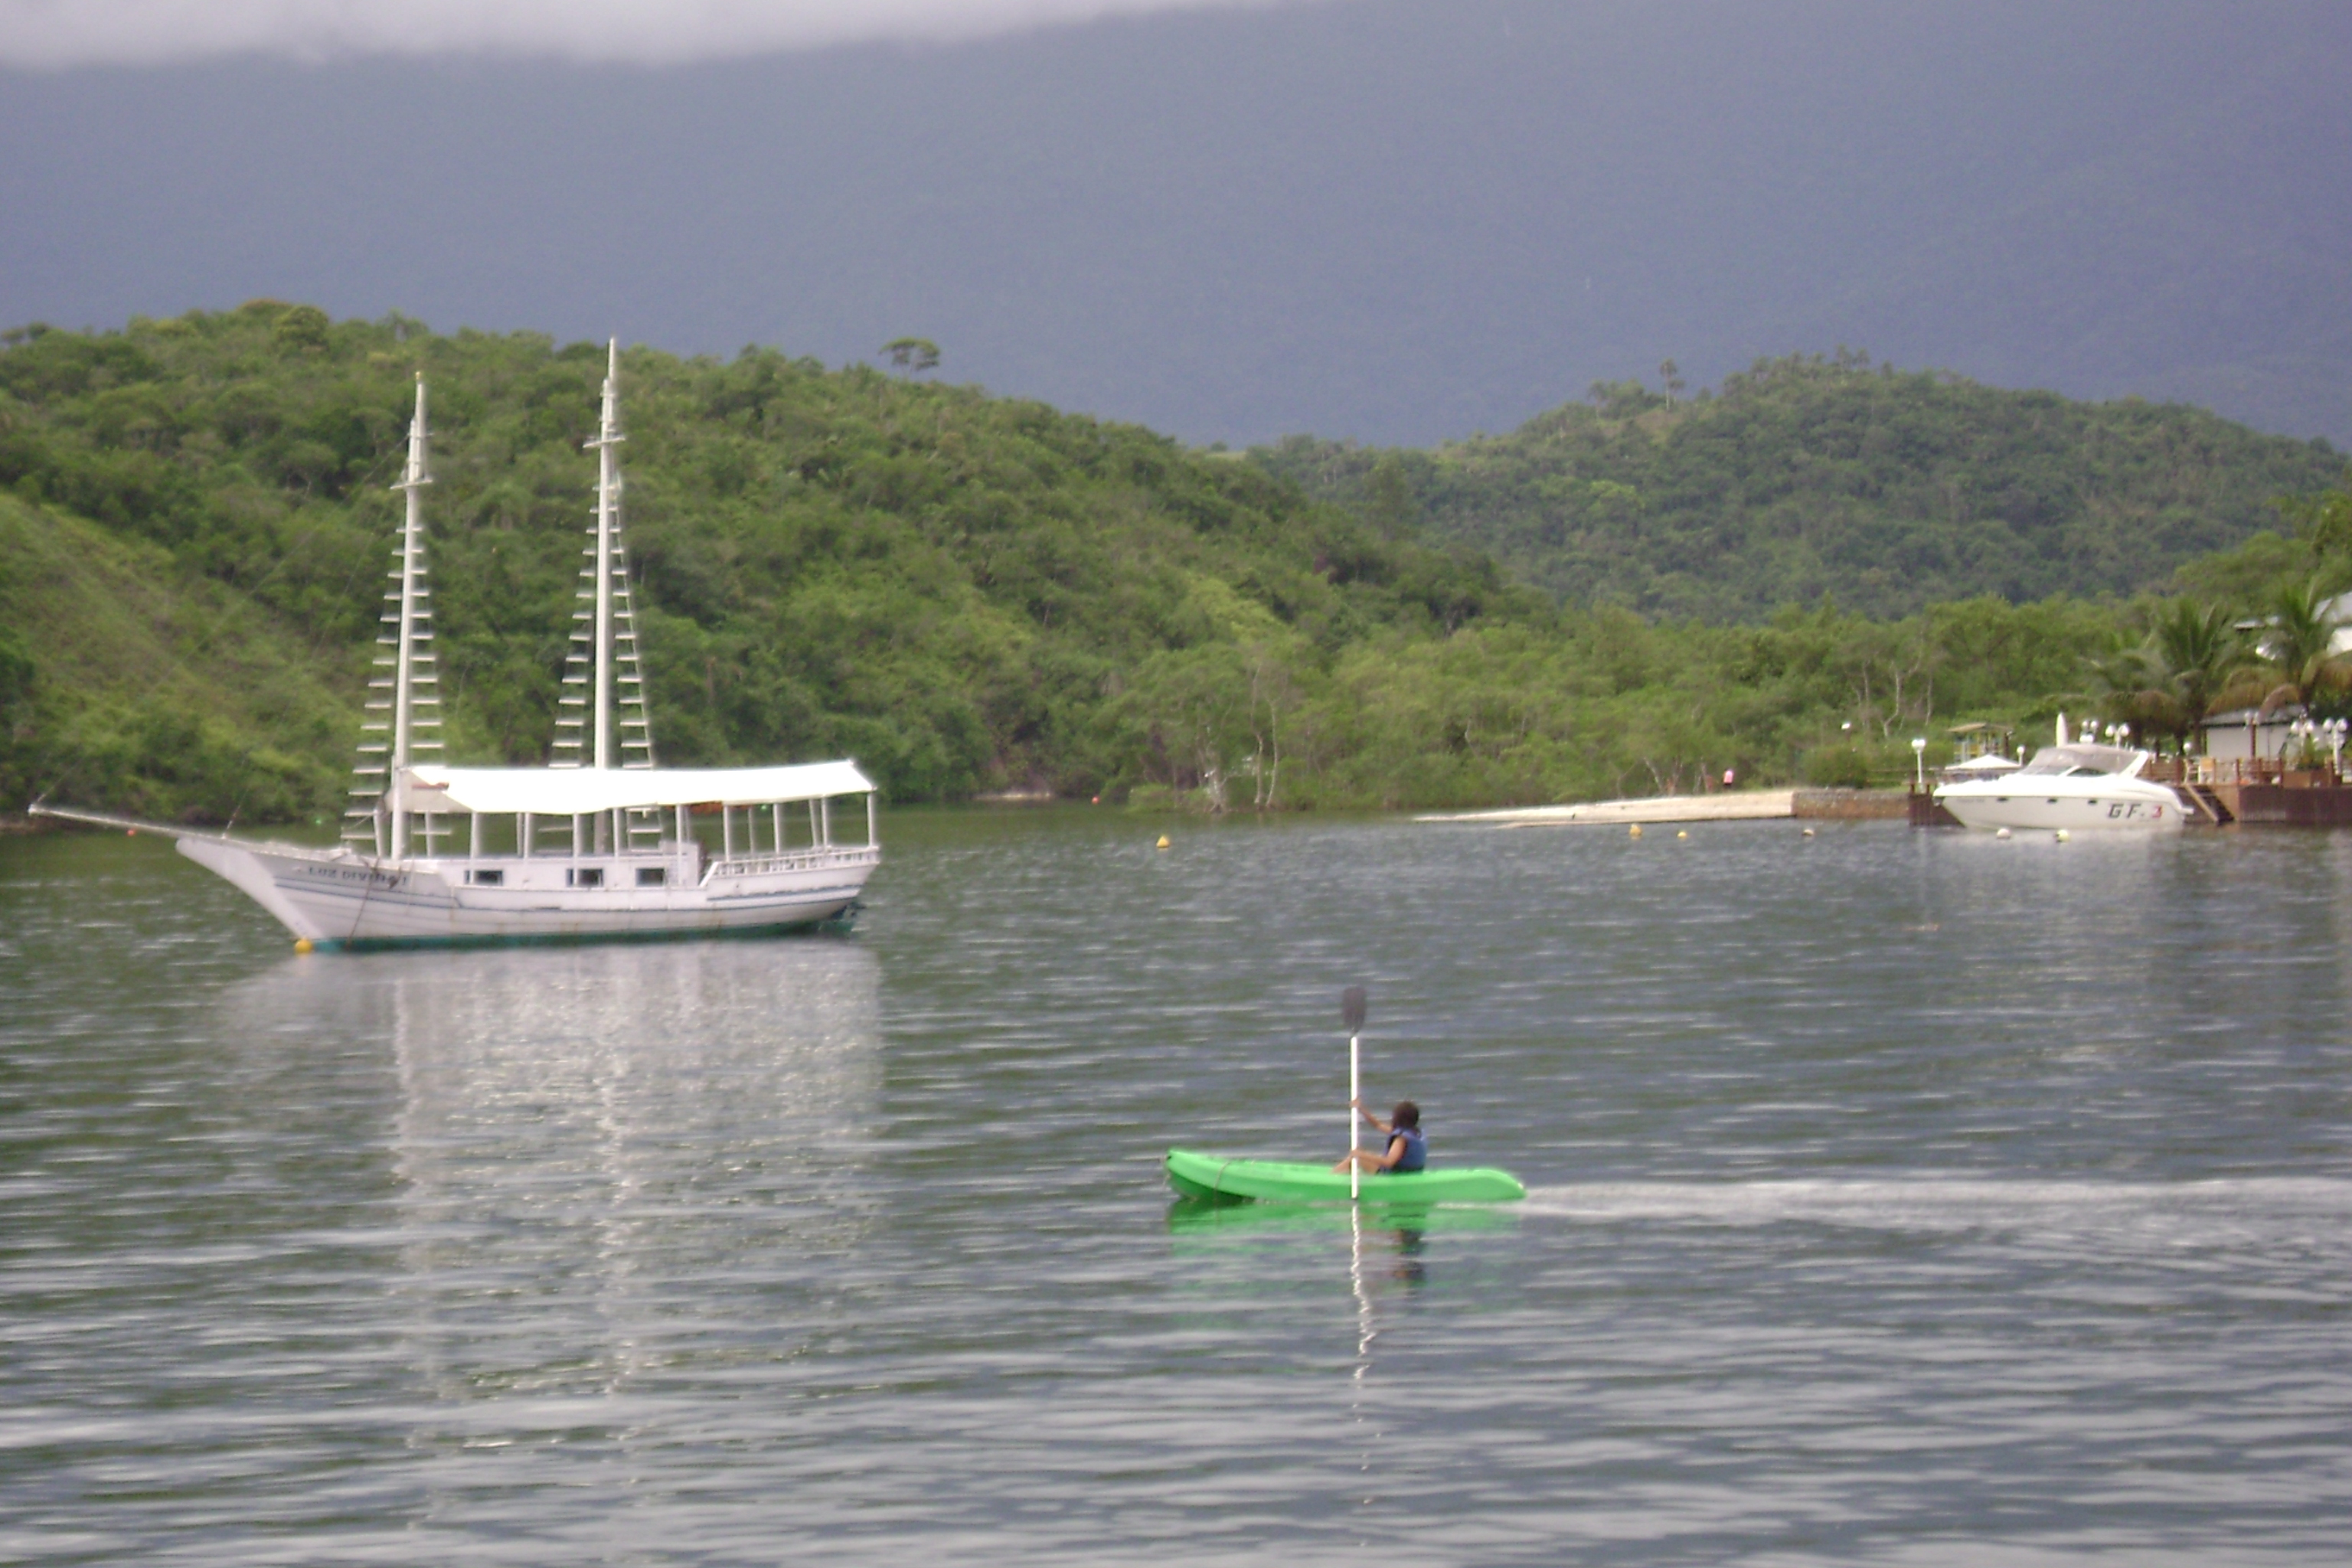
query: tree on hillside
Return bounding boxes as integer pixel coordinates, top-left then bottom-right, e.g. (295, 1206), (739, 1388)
(1363, 453), (1416, 537)
(2274, 472), (2352, 561)
(1843, 618), (1941, 738)
(881, 337), (941, 376)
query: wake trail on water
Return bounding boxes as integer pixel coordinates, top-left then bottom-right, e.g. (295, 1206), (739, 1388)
(1517, 1176), (2352, 1250)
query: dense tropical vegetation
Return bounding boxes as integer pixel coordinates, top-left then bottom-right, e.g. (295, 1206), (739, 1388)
(1253, 352), (2342, 622)
(0, 307), (2344, 823)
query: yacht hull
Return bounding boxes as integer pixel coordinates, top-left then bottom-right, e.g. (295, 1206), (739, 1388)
(178, 835), (875, 948)
(1932, 784), (2187, 832)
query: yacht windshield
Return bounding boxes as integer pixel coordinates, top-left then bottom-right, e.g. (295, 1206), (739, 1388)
(2018, 743), (2140, 777)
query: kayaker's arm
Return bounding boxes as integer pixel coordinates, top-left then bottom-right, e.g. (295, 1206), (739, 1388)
(1333, 1135), (1406, 1174)
(1351, 1096), (1394, 1135)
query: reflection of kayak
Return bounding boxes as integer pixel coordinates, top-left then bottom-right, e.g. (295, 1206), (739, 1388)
(1165, 1148), (1526, 1204)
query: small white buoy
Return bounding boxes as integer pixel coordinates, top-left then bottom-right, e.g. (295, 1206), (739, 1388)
(2054, 829), (2069, 843)
(1994, 828), (2011, 840)
(1676, 829), (1688, 839)
(1801, 826), (1816, 838)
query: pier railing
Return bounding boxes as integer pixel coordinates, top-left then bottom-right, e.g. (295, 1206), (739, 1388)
(2177, 758), (2344, 787)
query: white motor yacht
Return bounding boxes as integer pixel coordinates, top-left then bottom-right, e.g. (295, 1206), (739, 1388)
(1933, 743), (2186, 831)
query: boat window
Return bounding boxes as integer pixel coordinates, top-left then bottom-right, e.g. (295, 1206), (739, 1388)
(568, 867), (603, 888)
(469, 868), (503, 886)
(636, 866), (666, 887)
(2020, 744), (2137, 777)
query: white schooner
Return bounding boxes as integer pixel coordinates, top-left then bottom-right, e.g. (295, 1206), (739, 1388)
(35, 346), (880, 949)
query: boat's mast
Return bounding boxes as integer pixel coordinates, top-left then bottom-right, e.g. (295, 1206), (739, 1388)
(549, 341), (655, 858)
(589, 340), (622, 772)
(390, 375), (432, 859)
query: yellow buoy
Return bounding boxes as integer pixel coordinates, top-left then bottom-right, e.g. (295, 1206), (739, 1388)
(1676, 829), (1688, 839)
(293, 938), (315, 955)
(1628, 824), (1642, 838)
(1155, 835), (1171, 850)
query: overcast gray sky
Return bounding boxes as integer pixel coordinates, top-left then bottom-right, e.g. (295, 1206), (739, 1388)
(3, 0), (2346, 449)
(0, 0), (1289, 67)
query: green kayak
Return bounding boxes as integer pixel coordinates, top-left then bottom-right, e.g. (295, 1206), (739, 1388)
(1165, 1148), (1527, 1205)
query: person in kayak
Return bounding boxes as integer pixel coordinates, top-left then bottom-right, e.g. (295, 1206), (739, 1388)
(1334, 1099), (1426, 1174)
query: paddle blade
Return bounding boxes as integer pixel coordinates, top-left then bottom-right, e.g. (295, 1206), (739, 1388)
(1341, 985), (1367, 1034)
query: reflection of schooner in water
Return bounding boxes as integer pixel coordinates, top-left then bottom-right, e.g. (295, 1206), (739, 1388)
(36, 346), (879, 949)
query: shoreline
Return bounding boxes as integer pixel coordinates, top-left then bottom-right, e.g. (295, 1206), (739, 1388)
(1415, 788), (1910, 827)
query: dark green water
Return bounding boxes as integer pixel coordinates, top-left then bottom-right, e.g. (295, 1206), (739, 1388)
(5, 811), (2350, 1564)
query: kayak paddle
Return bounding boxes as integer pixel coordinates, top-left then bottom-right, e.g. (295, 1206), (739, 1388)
(1342, 985), (1367, 1201)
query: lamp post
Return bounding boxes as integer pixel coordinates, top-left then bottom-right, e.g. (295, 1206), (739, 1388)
(2327, 717), (2348, 781)
(1910, 736), (1927, 791)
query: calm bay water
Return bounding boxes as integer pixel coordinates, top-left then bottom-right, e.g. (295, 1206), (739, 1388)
(4, 811), (2350, 1564)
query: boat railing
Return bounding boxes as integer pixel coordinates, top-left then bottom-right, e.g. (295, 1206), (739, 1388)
(704, 842), (880, 882)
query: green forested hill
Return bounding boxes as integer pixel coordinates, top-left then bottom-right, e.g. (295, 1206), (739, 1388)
(1253, 354), (2343, 622)
(0, 493), (353, 821)
(1, 309), (2335, 824)
(0, 305), (1534, 818)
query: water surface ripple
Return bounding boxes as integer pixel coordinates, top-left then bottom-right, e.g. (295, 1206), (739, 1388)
(4, 814), (2349, 1563)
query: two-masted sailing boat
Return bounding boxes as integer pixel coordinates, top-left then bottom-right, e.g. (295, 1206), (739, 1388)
(34, 345), (880, 949)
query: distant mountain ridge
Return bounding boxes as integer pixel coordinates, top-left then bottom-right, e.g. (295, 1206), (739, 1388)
(0, 2), (2344, 449)
(1253, 355), (2344, 622)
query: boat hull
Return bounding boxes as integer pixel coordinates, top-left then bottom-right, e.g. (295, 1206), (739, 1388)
(1933, 781), (2187, 832)
(177, 835), (875, 948)
(1165, 1148), (1526, 1204)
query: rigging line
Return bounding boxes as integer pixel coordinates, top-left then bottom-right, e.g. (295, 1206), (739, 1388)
(222, 777), (253, 833)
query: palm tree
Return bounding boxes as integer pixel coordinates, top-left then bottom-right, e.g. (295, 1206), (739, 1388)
(2151, 598), (2249, 741)
(2087, 599), (2248, 752)
(2246, 577), (2350, 720)
(2086, 635), (2178, 746)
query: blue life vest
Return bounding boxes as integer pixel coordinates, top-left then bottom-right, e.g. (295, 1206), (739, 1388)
(1388, 1126), (1426, 1172)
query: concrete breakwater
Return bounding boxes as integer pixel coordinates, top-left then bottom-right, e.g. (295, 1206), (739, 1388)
(1416, 788), (1909, 828)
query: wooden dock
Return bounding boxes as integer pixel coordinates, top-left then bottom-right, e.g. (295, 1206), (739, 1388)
(2203, 782), (2352, 826)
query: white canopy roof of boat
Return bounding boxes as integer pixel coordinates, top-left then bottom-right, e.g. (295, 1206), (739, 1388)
(392, 761), (875, 814)
(1942, 754), (2021, 775)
